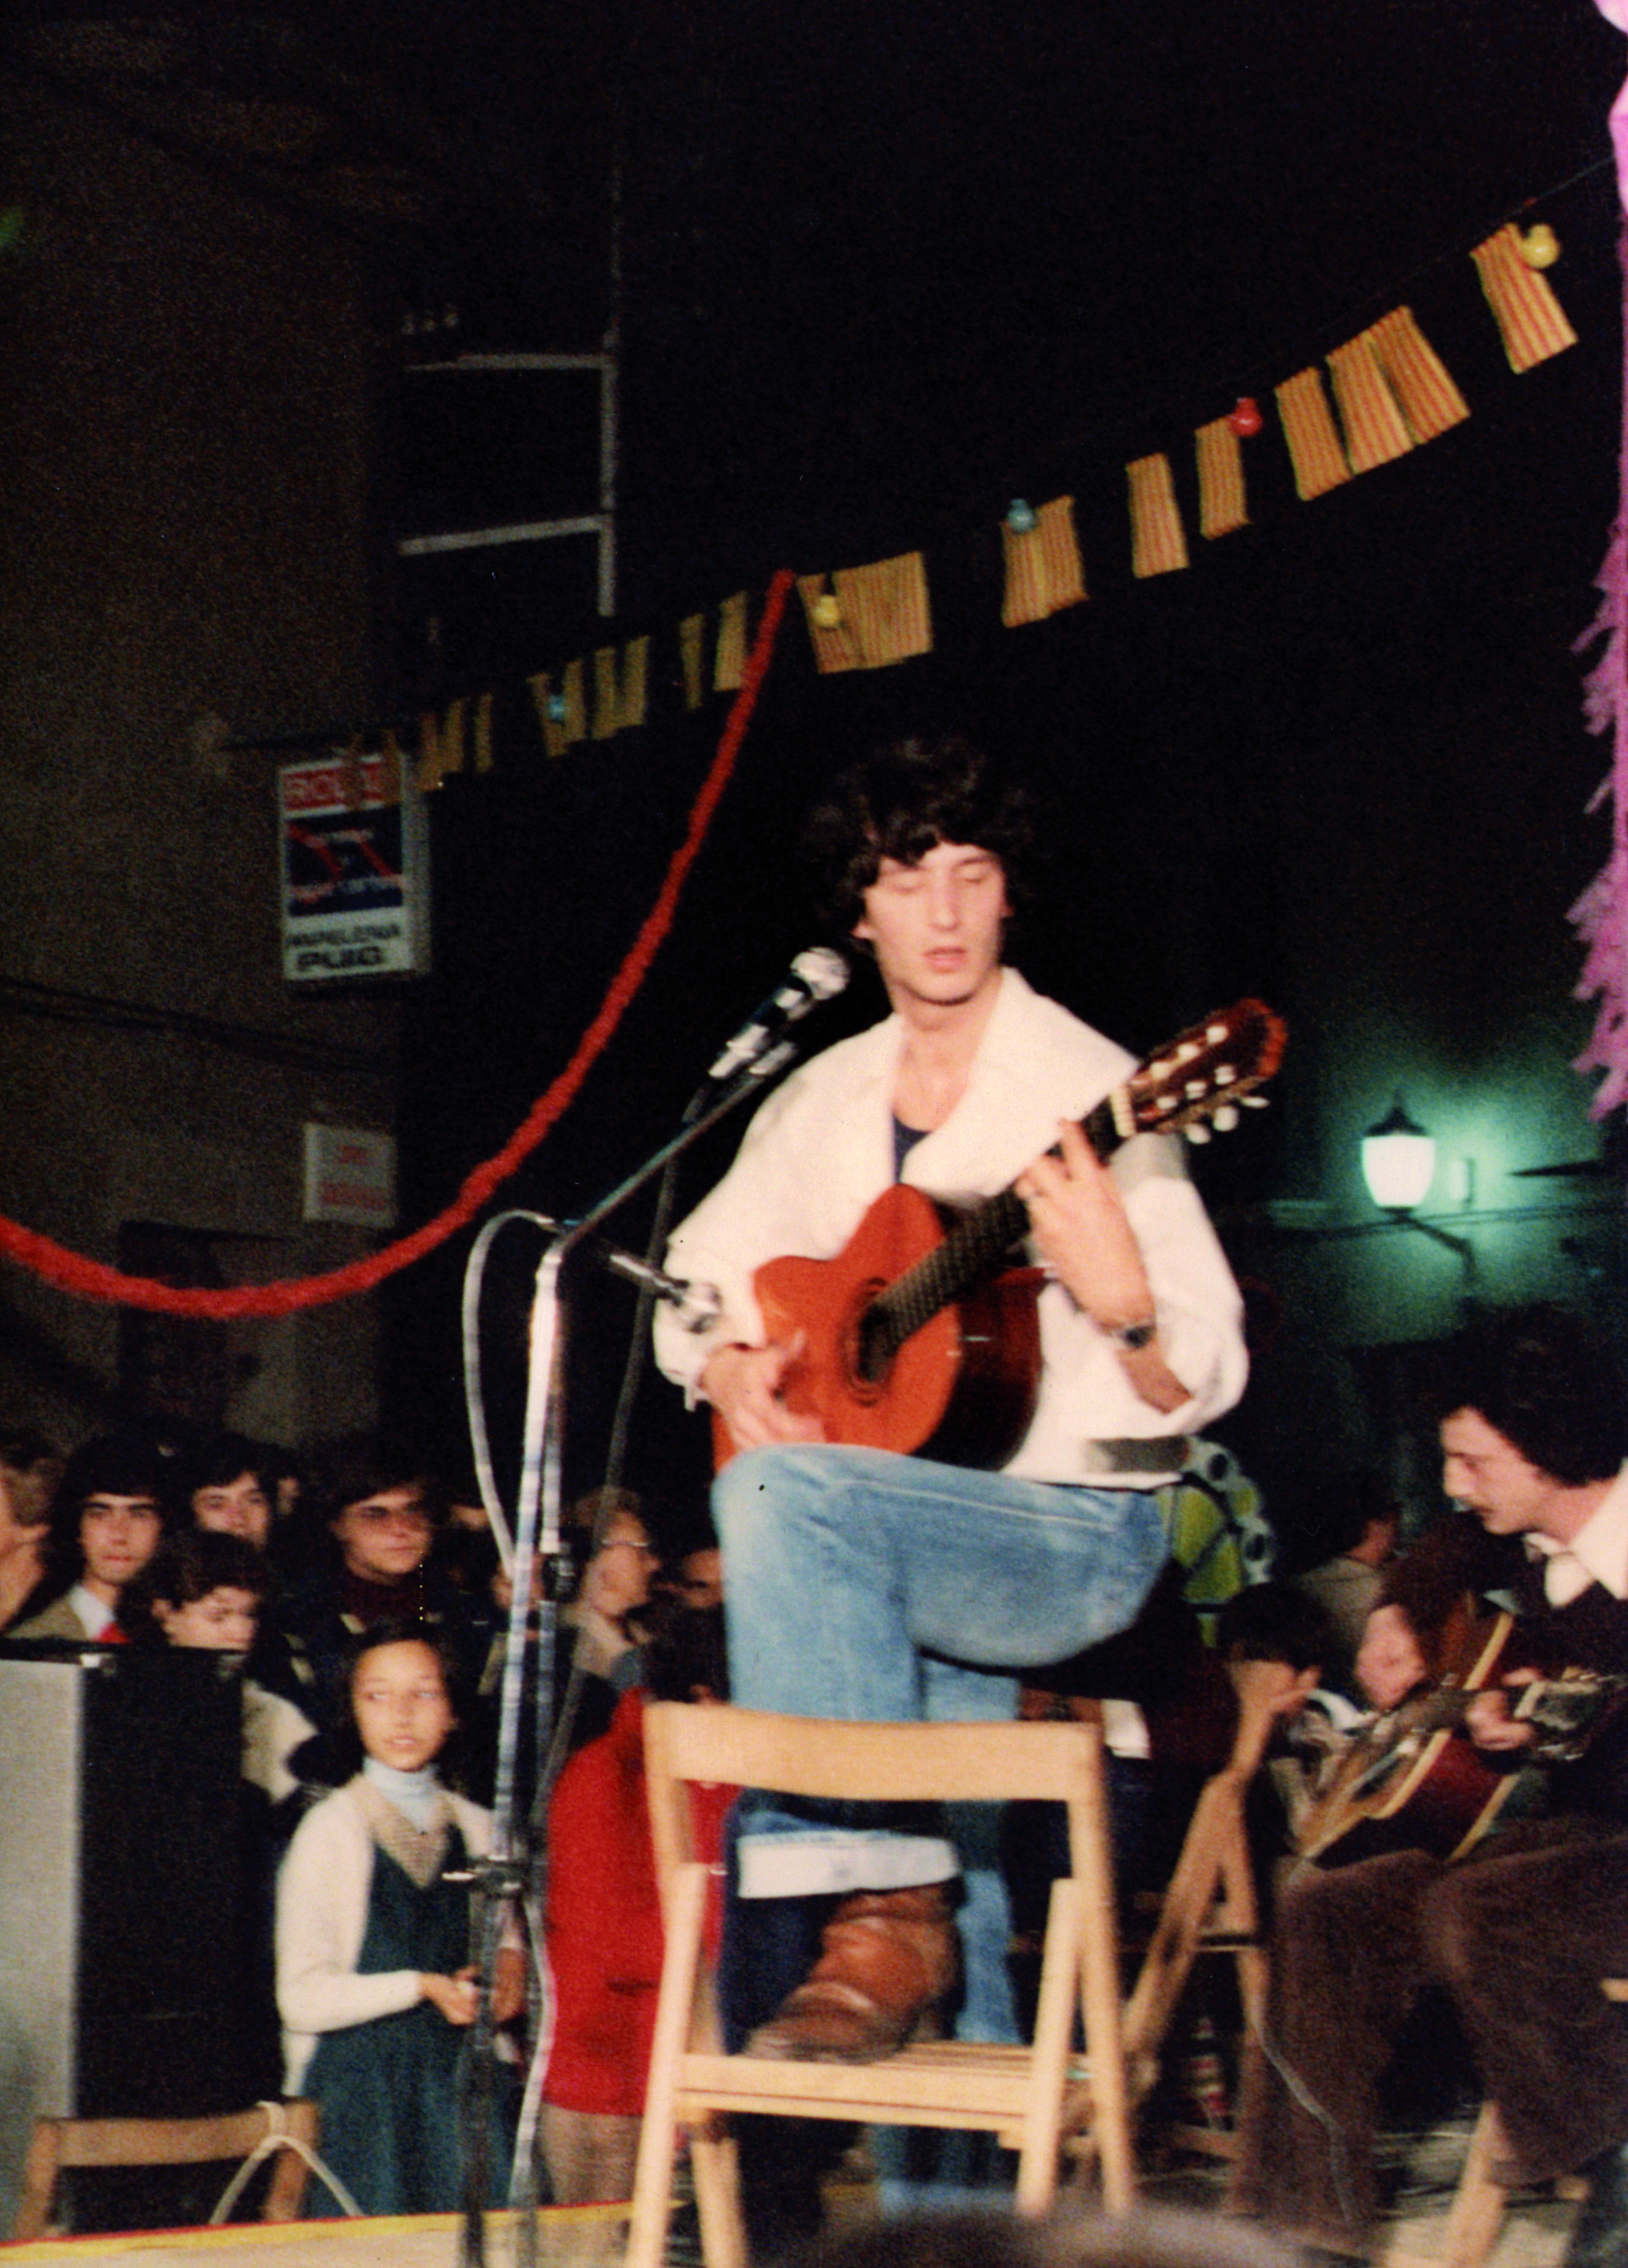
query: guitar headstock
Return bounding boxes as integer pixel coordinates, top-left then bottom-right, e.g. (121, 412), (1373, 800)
(1121, 999), (1288, 1143)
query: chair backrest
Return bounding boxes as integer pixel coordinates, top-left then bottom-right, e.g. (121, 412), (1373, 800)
(641, 1703), (1112, 1914)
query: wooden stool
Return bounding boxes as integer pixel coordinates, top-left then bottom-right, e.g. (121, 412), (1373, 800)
(625, 1705), (1137, 2268)
(1120, 1656), (1281, 2157)
(13, 2099), (319, 2240)
(1382, 1981), (1628, 2268)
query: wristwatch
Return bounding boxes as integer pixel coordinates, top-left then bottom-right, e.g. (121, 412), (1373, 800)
(1103, 1317), (1158, 1352)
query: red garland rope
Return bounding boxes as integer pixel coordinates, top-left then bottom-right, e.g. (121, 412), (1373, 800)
(0, 569), (798, 1319)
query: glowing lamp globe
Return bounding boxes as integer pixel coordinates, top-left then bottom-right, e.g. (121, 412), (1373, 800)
(1361, 1098), (1436, 1211)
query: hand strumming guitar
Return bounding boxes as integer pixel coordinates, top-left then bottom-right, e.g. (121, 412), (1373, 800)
(1016, 1120), (1191, 1414)
(702, 1334), (826, 1453)
(1464, 1675), (1541, 1755)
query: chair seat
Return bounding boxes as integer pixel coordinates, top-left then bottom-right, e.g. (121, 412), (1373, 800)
(671, 2041), (1100, 2136)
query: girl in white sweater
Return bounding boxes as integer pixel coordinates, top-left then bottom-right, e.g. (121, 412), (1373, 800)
(276, 1623), (522, 2214)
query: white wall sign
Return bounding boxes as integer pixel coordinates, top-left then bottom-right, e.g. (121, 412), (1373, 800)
(302, 1124), (397, 1228)
(279, 749), (429, 982)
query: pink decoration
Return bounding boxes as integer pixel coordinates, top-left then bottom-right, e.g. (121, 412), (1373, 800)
(1571, 227), (1628, 1121)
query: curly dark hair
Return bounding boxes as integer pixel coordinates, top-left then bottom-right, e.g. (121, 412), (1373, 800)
(121, 1526), (269, 1645)
(801, 733), (1039, 937)
(1422, 1303), (1628, 1486)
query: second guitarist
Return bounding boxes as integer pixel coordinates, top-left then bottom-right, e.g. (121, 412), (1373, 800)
(653, 733), (1249, 2070)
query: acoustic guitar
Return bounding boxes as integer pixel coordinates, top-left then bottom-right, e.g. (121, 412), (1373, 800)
(1294, 1610), (1625, 1869)
(711, 997), (1287, 1472)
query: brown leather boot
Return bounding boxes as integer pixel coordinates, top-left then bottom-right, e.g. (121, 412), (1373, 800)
(742, 1884), (961, 2063)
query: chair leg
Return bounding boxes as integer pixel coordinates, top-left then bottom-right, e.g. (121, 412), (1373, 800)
(1439, 2103), (1511, 2268)
(262, 2104), (317, 2223)
(627, 1863), (713, 2268)
(1075, 1836), (1136, 2212)
(1382, 2100), (1509, 2268)
(690, 2120), (749, 2268)
(1015, 1875), (1082, 2214)
(12, 2120), (62, 2243)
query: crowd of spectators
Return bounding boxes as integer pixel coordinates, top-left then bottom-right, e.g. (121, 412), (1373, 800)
(0, 1419), (725, 2231)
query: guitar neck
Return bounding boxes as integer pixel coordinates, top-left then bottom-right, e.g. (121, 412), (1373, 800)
(857, 998), (1286, 1379)
(863, 1095), (1126, 1369)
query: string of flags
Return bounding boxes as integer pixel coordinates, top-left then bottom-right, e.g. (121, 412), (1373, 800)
(409, 216), (1579, 790)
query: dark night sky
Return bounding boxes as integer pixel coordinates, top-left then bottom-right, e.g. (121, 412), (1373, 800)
(269, 0), (1628, 614)
(383, 0), (1628, 616)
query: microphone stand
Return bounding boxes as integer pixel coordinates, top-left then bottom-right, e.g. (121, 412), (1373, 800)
(456, 1043), (801, 2268)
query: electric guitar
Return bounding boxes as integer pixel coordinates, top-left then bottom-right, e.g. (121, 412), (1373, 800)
(1294, 1610), (1626, 1868)
(711, 997), (1287, 1472)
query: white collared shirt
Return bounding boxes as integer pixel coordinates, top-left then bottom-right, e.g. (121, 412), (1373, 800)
(656, 968), (1247, 1485)
(1524, 1463), (1628, 1606)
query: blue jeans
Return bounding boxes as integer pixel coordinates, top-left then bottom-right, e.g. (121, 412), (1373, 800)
(713, 1444), (1168, 2040)
(715, 1442), (1167, 1726)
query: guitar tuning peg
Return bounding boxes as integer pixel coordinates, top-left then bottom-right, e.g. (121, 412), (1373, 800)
(1176, 1042), (1201, 1064)
(1184, 1121), (1213, 1144)
(1185, 1080), (1209, 1100)
(1214, 1104), (1239, 1132)
(1241, 1094), (1270, 1109)
(1205, 1020), (1228, 1043)
(1214, 1066), (1236, 1085)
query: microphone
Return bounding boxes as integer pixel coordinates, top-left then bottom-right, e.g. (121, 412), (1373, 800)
(704, 946), (849, 1081)
(596, 1244), (723, 1333)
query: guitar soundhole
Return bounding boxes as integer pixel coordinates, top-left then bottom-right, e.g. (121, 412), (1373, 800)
(848, 1286), (894, 1398)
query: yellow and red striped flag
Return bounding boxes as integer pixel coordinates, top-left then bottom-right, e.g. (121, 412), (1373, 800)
(679, 616), (706, 711)
(593, 646), (620, 741)
(1275, 368), (1352, 500)
(798, 574), (863, 672)
(714, 593), (747, 691)
(1001, 497), (1088, 626)
(1195, 419), (1248, 540)
(1367, 307), (1470, 441)
(1128, 454), (1189, 579)
(833, 551), (933, 667)
(620, 635), (649, 731)
(1471, 224), (1577, 373)
(1327, 333), (1415, 474)
(560, 658), (587, 747)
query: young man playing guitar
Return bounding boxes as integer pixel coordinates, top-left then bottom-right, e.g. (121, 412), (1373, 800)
(1231, 1305), (1628, 2266)
(654, 733), (1248, 2065)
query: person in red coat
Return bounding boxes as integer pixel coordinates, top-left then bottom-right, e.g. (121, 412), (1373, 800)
(541, 1599), (734, 2254)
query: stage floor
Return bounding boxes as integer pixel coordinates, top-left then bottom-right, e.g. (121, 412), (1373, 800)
(0, 2125), (1577, 2268)
(0, 2206), (631, 2266)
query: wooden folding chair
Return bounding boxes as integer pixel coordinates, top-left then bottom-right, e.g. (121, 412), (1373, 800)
(625, 1704), (1136, 2268)
(1119, 1655), (1281, 2152)
(1382, 1980), (1628, 2268)
(13, 2098), (319, 2240)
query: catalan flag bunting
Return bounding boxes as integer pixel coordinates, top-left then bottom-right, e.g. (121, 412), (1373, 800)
(593, 646), (620, 740)
(561, 658), (587, 747)
(1195, 419), (1248, 541)
(1327, 333), (1416, 474)
(1471, 224), (1579, 373)
(798, 574), (863, 672)
(1366, 307), (1471, 441)
(1001, 496), (1088, 626)
(1128, 454), (1190, 579)
(621, 635), (650, 730)
(1275, 368), (1353, 501)
(830, 551), (934, 668)
(679, 615), (706, 711)
(714, 593), (748, 691)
